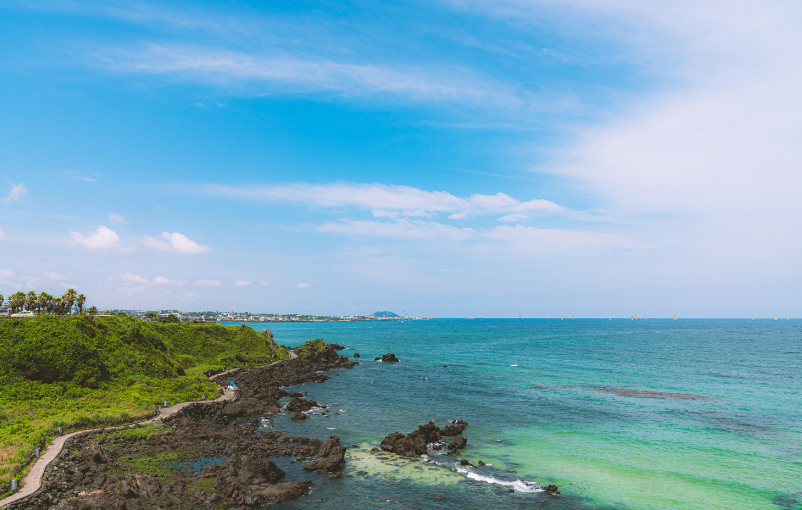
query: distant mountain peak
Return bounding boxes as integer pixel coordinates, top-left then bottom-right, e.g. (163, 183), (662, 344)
(371, 311), (400, 317)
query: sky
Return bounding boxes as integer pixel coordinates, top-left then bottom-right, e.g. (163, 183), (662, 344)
(1, 0), (800, 318)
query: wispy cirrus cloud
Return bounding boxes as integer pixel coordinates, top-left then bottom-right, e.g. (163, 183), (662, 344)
(198, 182), (570, 221)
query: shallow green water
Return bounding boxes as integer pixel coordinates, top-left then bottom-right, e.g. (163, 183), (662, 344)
(229, 319), (801, 509)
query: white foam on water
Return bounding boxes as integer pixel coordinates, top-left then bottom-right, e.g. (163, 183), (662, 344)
(455, 466), (543, 493)
(327, 427), (336, 430)
(510, 364), (519, 367)
(339, 409), (347, 412)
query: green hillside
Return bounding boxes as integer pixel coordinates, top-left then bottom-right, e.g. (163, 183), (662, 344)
(0, 315), (288, 485)
(371, 311), (400, 317)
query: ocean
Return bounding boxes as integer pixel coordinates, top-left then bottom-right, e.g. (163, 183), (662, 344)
(226, 319), (801, 510)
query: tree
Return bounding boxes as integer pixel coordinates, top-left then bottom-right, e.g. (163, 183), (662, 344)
(8, 292), (25, 313)
(144, 311), (158, 320)
(87, 305), (98, 315)
(76, 294), (86, 314)
(25, 291), (37, 312)
(53, 297), (64, 315)
(38, 292), (51, 314)
(63, 288), (77, 315)
(0, 293), (4, 309)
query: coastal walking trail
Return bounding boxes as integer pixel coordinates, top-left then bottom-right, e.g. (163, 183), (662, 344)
(0, 351), (298, 508)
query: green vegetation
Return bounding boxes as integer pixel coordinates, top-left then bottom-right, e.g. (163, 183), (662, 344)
(371, 311), (400, 317)
(0, 315), (288, 484)
(293, 338), (327, 358)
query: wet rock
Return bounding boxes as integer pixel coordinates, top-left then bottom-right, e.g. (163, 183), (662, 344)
(304, 434), (346, 473)
(353, 353), (360, 358)
(261, 481), (315, 502)
(381, 421), (444, 456)
(291, 411), (308, 421)
(459, 459), (476, 467)
(329, 343), (346, 350)
(442, 419), (468, 436)
(478, 460), (486, 466)
(381, 353), (400, 363)
(448, 436), (467, 451)
(286, 397), (319, 412)
(545, 484), (560, 495)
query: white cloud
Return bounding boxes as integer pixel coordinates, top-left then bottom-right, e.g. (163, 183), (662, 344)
(193, 102), (207, 108)
(153, 275), (187, 286)
(0, 227), (6, 241)
(259, 280), (272, 286)
(182, 292), (203, 300)
(1, 183), (28, 203)
(69, 225), (123, 250)
(0, 269), (13, 279)
(95, 44), (529, 112)
(58, 282), (79, 289)
(120, 272), (150, 284)
(42, 271), (66, 280)
(195, 279), (222, 287)
(119, 272), (185, 287)
(199, 183), (567, 219)
(142, 231), (209, 254)
(108, 213), (125, 224)
(498, 213), (528, 223)
(234, 280), (251, 287)
(297, 282), (309, 288)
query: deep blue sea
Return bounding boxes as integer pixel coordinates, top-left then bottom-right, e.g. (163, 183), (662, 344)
(227, 319), (801, 510)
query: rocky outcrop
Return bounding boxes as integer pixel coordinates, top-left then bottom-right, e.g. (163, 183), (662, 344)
(353, 353), (360, 358)
(304, 434), (346, 473)
(286, 396), (318, 412)
(381, 420), (467, 456)
(381, 353), (400, 362)
(448, 436), (467, 451)
(291, 411), (308, 420)
(442, 419), (468, 436)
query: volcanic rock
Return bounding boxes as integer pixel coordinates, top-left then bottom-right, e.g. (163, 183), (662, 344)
(381, 353), (400, 362)
(304, 434), (346, 473)
(448, 436), (467, 451)
(286, 397), (318, 412)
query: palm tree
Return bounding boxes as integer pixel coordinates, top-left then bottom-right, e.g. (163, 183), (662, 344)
(25, 291), (37, 312)
(53, 297), (64, 315)
(63, 288), (77, 315)
(38, 292), (49, 314)
(0, 293), (4, 309)
(9, 292), (25, 313)
(76, 294), (86, 314)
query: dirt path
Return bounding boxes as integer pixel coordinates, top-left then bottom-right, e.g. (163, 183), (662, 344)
(0, 351), (298, 508)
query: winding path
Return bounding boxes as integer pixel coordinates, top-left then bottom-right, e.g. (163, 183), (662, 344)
(0, 351), (298, 508)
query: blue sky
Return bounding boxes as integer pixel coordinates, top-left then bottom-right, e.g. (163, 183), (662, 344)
(1, 0), (800, 317)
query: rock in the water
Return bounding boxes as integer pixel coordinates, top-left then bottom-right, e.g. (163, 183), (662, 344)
(329, 343), (345, 350)
(381, 353), (400, 362)
(545, 484), (560, 495)
(304, 434), (346, 472)
(381, 421), (445, 456)
(291, 411), (307, 421)
(448, 436), (467, 450)
(442, 419), (468, 436)
(353, 353), (360, 358)
(478, 460), (486, 466)
(286, 397), (318, 412)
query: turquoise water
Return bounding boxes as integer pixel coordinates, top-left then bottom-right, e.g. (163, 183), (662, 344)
(230, 319), (801, 509)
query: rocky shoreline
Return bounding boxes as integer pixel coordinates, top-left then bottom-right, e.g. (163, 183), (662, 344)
(5, 341), (355, 510)
(5, 341), (562, 509)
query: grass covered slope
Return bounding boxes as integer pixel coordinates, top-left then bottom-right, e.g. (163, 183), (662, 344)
(0, 316), (288, 484)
